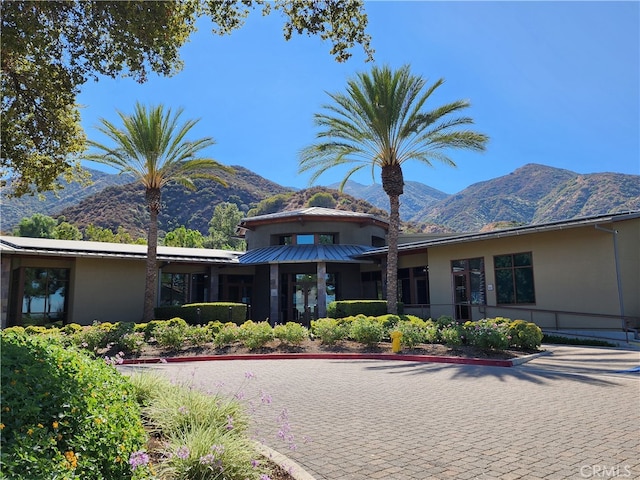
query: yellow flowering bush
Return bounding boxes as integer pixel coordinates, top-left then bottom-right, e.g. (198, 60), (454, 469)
(0, 330), (148, 479)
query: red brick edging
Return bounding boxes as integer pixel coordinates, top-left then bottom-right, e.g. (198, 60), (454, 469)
(122, 352), (522, 367)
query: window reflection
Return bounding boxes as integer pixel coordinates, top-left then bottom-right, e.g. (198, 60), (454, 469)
(21, 268), (69, 325)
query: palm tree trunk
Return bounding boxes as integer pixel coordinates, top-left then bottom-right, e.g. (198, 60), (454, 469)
(382, 164), (404, 315)
(143, 188), (161, 322)
(386, 194), (400, 314)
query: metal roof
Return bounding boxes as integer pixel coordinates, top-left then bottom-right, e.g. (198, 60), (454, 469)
(238, 207), (389, 231)
(0, 236), (242, 264)
(361, 211), (640, 257)
(239, 244), (376, 265)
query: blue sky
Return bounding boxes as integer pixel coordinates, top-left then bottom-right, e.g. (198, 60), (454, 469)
(79, 1), (640, 195)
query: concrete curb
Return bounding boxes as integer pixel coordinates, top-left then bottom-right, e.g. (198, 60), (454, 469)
(122, 350), (546, 367)
(255, 443), (318, 480)
(509, 349), (552, 365)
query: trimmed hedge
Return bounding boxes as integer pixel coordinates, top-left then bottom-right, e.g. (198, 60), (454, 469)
(327, 300), (404, 318)
(154, 302), (247, 325)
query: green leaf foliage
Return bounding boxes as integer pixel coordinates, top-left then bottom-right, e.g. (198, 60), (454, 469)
(2, 1), (372, 197)
(0, 330), (147, 479)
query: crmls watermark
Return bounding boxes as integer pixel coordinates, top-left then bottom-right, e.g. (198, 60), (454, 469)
(580, 464), (632, 478)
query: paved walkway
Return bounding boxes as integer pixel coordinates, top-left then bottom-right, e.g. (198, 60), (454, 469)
(121, 345), (640, 480)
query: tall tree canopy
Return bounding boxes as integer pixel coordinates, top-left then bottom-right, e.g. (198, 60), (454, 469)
(1, 0), (373, 197)
(299, 65), (488, 314)
(85, 102), (230, 322)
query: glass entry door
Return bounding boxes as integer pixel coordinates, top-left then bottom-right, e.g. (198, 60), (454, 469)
(453, 273), (470, 321)
(293, 274), (317, 327)
(451, 258), (485, 322)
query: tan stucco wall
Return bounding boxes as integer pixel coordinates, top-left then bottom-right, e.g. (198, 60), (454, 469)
(399, 218), (640, 329)
(614, 218), (640, 319)
(72, 258), (145, 324)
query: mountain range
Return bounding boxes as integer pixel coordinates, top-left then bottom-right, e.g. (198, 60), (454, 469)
(2, 163), (638, 235)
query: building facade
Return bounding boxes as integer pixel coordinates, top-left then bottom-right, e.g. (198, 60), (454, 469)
(2, 210), (638, 336)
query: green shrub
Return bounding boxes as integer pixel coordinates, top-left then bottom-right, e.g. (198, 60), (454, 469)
(274, 322), (309, 346)
(206, 320), (224, 336)
(394, 321), (425, 349)
(464, 319), (509, 351)
(96, 321), (116, 332)
(153, 305), (183, 321)
(187, 325), (213, 347)
(154, 319), (189, 350)
(142, 319), (166, 341)
(115, 332), (145, 356)
(106, 322), (136, 350)
(24, 325), (49, 335)
(62, 323), (83, 335)
(349, 316), (384, 347)
(377, 314), (401, 331)
(238, 321), (273, 350)
(0, 331), (147, 479)
(214, 323), (240, 348)
(72, 324), (110, 352)
(439, 325), (463, 346)
(2, 326), (26, 335)
(434, 315), (456, 329)
(311, 318), (349, 345)
(133, 322), (147, 333)
(327, 300), (392, 318)
(509, 320), (543, 350)
(182, 303), (248, 325)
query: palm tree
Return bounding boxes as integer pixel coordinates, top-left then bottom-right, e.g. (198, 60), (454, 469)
(85, 102), (232, 322)
(299, 65), (488, 314)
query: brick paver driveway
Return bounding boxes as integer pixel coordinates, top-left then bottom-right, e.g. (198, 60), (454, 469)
(122, 346), (640, 480)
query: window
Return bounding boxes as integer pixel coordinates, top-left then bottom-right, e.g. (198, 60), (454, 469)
(277, 233), (337, 245)
(494, 252), (535, 304)
(318, 234), (336, 245)
(296, 234), (315, 245)
(21, 268), (70, 325)
(361, 271), (382, 300)
(279, 235), (293, 245)
(397, 267), (430, 304)
(371, 236), (386, 247)
(160, 273), (188, 306)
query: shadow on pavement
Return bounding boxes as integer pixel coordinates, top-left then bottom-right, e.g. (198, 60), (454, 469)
(361, 360), (628, 387)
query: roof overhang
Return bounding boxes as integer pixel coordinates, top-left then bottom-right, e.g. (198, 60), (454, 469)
(0, 236), (242, 265)
(359, 211), (640, 258)
(239, 244), (377, 265)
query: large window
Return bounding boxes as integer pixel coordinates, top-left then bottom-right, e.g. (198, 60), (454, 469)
(21, 268), (70, 325)
(160, 273), (188, 306)
(398, 267), (429, 304)
(361, 271), (382, 300)
(494, 252), (536, 304)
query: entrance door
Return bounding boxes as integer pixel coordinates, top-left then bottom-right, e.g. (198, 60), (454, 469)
(293, 274), (317, 327)
(451, 258), (485, 322)
(453, 273), (470, 321)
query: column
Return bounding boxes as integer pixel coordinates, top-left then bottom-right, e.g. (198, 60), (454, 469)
(317, 262), (327, 319)
(269, 264), (279, 324)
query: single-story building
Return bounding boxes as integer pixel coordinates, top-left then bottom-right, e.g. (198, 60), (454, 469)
(2, 208), (638, 338)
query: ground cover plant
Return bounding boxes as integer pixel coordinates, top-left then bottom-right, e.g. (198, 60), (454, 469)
(1, 328), (291, 480)
(0, 329), (147, 479)
(125, 371), (273, 480)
